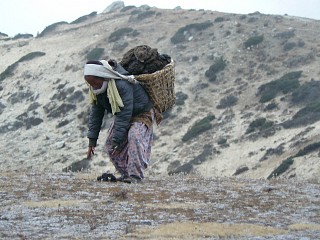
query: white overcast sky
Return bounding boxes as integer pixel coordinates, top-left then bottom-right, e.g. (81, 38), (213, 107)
(1, 0), (320, 37)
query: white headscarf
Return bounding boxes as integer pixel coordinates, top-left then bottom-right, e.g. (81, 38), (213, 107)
(84, 60), (137, 81)
(84, 60), (138, 114)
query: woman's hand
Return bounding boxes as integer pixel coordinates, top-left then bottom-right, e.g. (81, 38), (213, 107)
(87, 146), (95, 160)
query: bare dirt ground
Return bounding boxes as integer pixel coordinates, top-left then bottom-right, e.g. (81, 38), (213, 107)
(0, 171), (319, 239)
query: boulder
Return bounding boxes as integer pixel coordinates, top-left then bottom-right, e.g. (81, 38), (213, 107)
(103, 1), (124, 13)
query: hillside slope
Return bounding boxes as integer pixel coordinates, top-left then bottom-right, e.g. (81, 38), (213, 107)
(0, 4), (320, 180)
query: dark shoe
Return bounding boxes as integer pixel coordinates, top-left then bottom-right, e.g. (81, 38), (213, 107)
(116, 175), (129, 182)
(114, 174), (142, 184)
(97, 173), (117, 182)
(123, 175), (142, 184)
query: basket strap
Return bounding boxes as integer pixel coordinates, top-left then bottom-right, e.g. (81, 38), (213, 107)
(126, 75), (141, 84)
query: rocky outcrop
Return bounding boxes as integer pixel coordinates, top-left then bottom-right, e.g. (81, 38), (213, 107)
(103, 1), (125, 13)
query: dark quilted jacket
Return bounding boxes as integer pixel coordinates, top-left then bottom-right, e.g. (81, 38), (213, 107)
(87, 79), (152, 146)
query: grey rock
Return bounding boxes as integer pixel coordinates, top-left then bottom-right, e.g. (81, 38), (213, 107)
(103, 1), (124, 13)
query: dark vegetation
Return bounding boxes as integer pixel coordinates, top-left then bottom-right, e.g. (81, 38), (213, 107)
(129, 10), (156, 21)
(38, 22), (68, 37)
(275, 30), (295, 39)
(205, 57), (227, 82)
(264, 102), (278, 111)
(267, 141), (320, 179)
(0, 32), (8, 37)
(170, 21), (213, 44)
(217, 95), (238, 109)
(283, 101), (320, 128)
(175, 91), (188, 106)
(260, 144), (284, 162)
(258, 71), (302, 103)
(86, 48), (104, 60)
(169, 144), (214, 175)
(108, 27), (139, 42)
(295, 141), (320, 157)
(12, 33), (33, 40)
(244, 35), (264, 48)
(214, 17), (225, 23)
(44, 103), (77, 119)
(283, 42), (296, 51)
(70, 12), (97, 24)
(246, 117), (274, 134)
(267, 158), (294, 179)
(7, 90), (35, 104)
(280, 80), (320, 128)
(217, 137), (228, 147)
(0, 52), (46, 81)
(182, 114), (215, 142)
(291, 80), (320, 105)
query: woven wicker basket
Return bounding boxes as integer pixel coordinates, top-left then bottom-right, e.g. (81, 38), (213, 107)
(135, 61), (176, 113)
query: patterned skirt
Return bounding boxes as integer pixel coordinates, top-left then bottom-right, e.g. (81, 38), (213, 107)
(105, 110), (154, 179)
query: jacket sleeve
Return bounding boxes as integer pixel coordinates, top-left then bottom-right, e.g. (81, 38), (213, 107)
(87, 102), (105, 142)
(112, 80), (133, 145)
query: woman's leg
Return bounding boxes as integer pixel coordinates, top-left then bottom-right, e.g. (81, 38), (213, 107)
(126, 122), (153, 179)
(105, 110), (154, 179)
(105, 123), (130, 177)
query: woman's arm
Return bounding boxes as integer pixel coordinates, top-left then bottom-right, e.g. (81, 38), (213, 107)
(87, 102), (105, 146)
(112, 80), (134, 146)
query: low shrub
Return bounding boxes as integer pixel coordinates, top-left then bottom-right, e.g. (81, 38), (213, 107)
(12, 33), (33, 40)
(294, 141), (320, 157)
(182, 114), (215, 142)
(130, 9), (142, 15)
(171, 21), (213, 44)
(108, 27), (137, 42)
(205, 57), (227, 82)
(264, 102), (278, 111)
(135, 10), (155, 21)
(244, 35), (263, 48)
(0, 32), (8, 37)
(70, 11), (97, 24)
(260, 144), (285, 161)
(217, 95), (238, 109)
(293, 101), (320, 119)
(275, 30), (295, 39)
(214, 17), (225, 22)
(0, 51), (45, 81)
(283, 42), (296, 51)
(188, 144), (214, 166)
(112, 40), (128, 52)
(291, 81), (320, 105)
(175, 91), (188, 106)
(258, 71), (302, 103)
(246, 117), (274, 134)
(7, 90), (34, 104)
(297, 40), (305, 47)
(266, 141), (320, 179)
(282, 101), (320, 128)
(38, 21), (68, 37)
(19, 52), (46, 62)
(86, 48), (104, 60)
(267, 158), (294, 179)
(217, 137), (227, 145)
